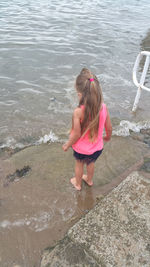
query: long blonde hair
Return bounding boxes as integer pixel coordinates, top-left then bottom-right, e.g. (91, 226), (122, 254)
(76, 68), (103, 141)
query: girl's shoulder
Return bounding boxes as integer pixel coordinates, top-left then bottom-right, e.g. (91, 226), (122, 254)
(100, 102), (106, 110)
(100, 103), (108, 115)
(73, 106), (84, 121)
(73, 106), (83, 117)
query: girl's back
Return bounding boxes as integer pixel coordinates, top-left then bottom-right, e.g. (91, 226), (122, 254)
(72, 103), (107, 155)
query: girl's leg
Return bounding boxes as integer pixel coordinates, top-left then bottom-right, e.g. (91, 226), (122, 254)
(82, 162), (95, 186)
(70, 160), (84, 191)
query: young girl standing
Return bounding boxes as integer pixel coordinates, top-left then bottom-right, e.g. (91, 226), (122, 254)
(62, 68), (112, 191)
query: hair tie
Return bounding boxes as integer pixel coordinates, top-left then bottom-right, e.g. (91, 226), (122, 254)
(89, 78), (94, 82)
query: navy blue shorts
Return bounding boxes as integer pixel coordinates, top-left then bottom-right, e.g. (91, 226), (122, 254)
(73, 149), (103, 165)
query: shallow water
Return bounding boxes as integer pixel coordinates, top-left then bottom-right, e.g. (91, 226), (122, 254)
(0, 0), (150, 148)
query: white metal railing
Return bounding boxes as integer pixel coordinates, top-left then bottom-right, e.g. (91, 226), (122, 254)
(132, 51), (150, 112)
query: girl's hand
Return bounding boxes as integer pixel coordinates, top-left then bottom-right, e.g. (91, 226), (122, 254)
(62, 143), (69, 152)
(103, 136), (110, 142)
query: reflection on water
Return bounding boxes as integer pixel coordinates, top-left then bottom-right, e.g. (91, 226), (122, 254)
(76, 187), (95, 214)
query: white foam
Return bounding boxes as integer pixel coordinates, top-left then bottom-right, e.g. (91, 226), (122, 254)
(57, 207), (74, 222)
(0, 211), (54, 232)
(0, 131), (59, 150)
(37, 131), (58, 144)
(113, 120), (150, 137)
(0, 220), (11, 228)
(0, 137), (25, 149)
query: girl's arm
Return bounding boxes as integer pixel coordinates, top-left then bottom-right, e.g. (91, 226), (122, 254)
(103, 108), (112, 142)
(62, 108), (81, 151)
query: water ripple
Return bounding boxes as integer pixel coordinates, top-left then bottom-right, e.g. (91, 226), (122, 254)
(0, 0), (150, 146)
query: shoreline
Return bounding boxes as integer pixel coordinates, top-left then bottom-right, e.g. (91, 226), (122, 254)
(1, 118), (150, 158)
(0, 132), (150, 267)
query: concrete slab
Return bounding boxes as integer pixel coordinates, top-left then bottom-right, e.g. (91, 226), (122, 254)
(41, 237), (99, 267)
(68, 171), (150, 266)
(41, 170), (150, 266)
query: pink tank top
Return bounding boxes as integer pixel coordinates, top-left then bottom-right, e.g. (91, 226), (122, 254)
(72, 103), (107, 155)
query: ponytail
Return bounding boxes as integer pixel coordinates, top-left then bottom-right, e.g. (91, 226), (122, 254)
(76, 68), (103, 141)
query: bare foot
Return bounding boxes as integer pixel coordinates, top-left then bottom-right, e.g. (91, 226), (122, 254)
(82, 174), (93, 186)
(70, 177), (81, 191)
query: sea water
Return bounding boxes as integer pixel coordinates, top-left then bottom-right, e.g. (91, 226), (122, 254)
(0, 0), (150, 148)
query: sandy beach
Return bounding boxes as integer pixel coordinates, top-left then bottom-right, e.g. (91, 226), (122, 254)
(0, 130), (150, 267)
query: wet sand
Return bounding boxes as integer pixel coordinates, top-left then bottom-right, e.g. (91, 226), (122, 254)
(0, 134), (150, 267)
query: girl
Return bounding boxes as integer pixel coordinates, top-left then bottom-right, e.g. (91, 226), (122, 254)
(62, 68), (112, 191)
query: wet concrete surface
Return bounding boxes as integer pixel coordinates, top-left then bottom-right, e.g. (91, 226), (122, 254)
(0, 135), (149, 267)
